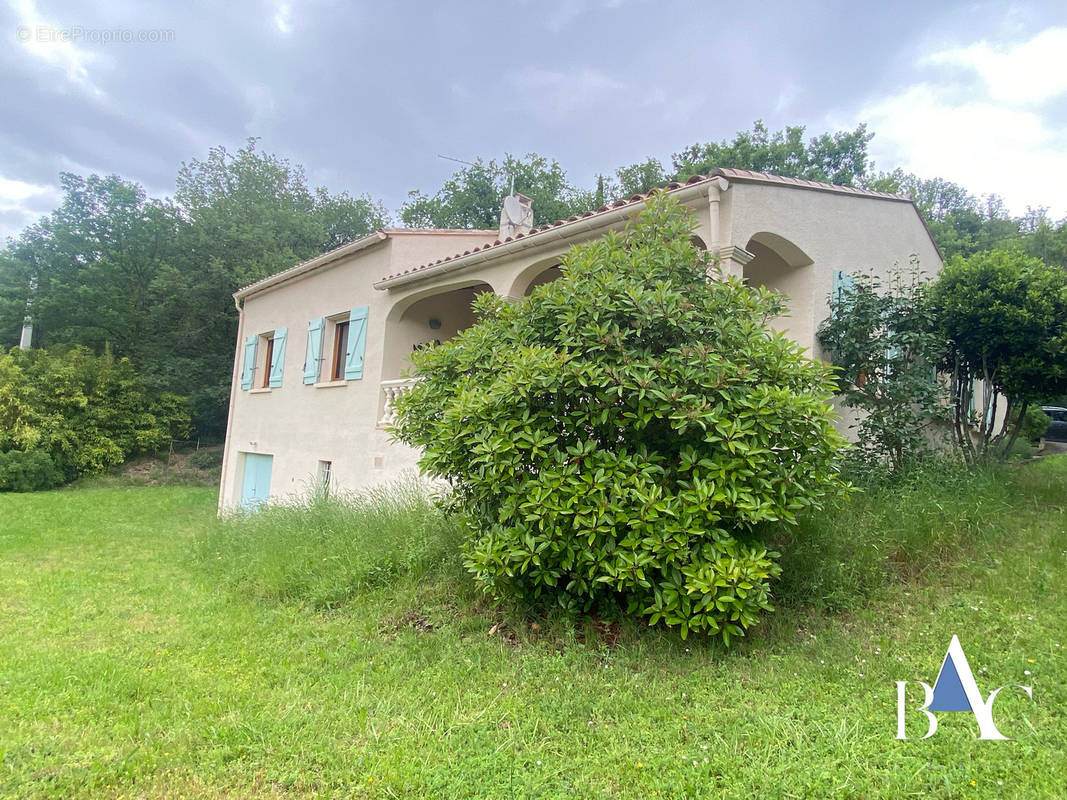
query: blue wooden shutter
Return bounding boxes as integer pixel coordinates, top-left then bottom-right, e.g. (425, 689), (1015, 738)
(344, 306), (369, 380)
(240, 335), (257, 390)
(885, 328), (900, 377)
(268, 327), (287, 388)
(303, 318), (323, 384)
(832, 270), (855, 312)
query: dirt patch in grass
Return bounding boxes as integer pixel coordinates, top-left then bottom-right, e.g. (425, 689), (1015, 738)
(81, 447), (223, 489)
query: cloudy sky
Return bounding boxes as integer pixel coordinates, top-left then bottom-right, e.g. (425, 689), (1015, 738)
(1, 0), (1065, 240)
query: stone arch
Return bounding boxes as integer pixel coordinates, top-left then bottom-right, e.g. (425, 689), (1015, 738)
(742, 231), (815, 345)
(747, 231), (812, 268)
(381, 280), (494, 381)
(507, 255), (566, 298)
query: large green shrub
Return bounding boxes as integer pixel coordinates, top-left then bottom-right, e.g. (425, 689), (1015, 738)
(930, 249), (1067, 460)
(0, 450), (61, 492)
(188, 448), (223, 470)
(394, 195), (848, 641)
(816, 266), (948, 472)
(0, 346), (190, 483)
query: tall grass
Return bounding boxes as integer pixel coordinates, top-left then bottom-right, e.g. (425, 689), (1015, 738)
(198, 459), (1060, 621)
(196, 479), (465, 608)
(773, 459), (1025, 611)
(5, 466), (1066, 798)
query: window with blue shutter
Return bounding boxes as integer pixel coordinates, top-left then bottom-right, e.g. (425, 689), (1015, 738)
(303, 318), (324, 384)
(344, 306), (369, 380)
(240, 335), (257, 390)
(885, 328), (900, 377)
(268, 327), (287, 388)
(831, 270), (855, 313)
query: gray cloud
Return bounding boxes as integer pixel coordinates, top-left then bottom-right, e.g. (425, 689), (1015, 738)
(2, 0), (1064, 240)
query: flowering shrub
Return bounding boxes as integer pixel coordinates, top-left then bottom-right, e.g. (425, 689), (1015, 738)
(394, 195), (847, 641)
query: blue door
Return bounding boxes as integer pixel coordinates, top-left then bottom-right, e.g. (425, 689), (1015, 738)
(240, 453), (273, 510)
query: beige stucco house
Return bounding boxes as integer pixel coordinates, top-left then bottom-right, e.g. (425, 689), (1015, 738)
(218, 169), (942, 512)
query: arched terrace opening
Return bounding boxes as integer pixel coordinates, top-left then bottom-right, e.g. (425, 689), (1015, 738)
(742, 232), (815, 346)
(378, 281), (493, 424)
(524, 264), (562, 295)
(508, 255), (566, 298)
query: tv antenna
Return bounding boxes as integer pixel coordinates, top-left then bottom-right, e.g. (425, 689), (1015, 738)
(437, 154), (476, 168)
(438, 154), (517, 197)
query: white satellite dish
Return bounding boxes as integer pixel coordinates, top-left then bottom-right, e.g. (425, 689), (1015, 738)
(498, 193), (534, 239)
(503, 194), (525, 224)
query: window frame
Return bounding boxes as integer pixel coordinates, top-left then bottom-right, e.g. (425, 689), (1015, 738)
(317, 460), (333, 499)
(331, 319), (350, 382)
(261, 335), (275, 389)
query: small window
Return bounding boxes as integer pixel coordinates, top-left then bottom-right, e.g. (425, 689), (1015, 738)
(261, 336), (275, 388)
(317, 460), (332, 499)
(331, 320), (350, 381)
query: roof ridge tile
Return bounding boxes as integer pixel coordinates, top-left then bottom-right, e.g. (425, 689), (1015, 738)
(376, 170), (913, 282)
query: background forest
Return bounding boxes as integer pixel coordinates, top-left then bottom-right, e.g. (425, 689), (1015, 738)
(2, 122), (1065, 441)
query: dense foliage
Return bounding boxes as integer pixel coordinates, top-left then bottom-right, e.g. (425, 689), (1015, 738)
(930, 249), (1067, 461)
(401, 153), (594, 229)
(3, 123), (1063, 442)
(0, 346), (189, 486)
(394, 196), (848, 641)
(817, 265), (948, 471)
(0, 140), (387, 437)
(864, 170), (1043, 260)
(671, 121), (874, 186)
(818, 248), (1067, 468)
(0, 450), (60, 492)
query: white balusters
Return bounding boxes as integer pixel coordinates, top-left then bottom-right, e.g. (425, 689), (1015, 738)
(379, 378), (420, 426)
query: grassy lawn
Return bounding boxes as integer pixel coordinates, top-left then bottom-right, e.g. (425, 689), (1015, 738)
(1, 460), (1064, 799)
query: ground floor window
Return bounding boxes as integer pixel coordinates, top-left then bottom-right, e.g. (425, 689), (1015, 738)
(317, 460), (333, 498)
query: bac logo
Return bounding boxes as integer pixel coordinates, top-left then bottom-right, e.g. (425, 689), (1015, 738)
(896, 635), (1033, 740)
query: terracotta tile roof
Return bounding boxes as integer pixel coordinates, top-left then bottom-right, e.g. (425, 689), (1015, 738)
(235, 231), (389, 299)
(713, 167), (905, 200)
(377, 169), (909, 285)
(233, 228), (502, 298)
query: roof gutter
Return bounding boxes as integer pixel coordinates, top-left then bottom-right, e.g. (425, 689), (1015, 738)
(373, 180), (719, 291)
(234, 230), (389, 301)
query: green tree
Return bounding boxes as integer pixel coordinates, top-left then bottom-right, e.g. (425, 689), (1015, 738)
(156, 139), (388, 436)
(172, 139), (387, 287)
(864, 170), (1021, 259)
(393, 194), (847, 642)
(0, 174), (181, 363)
(0, 241), (34, 348)
(0, 346), (190, 482)
(931, 249), (1067, 460)
(401, 153), (595, 229)
(0, 140), (388, 438)
(1018, 208), (1067, 269)
(614, 157), (668, 198)
(817, 265), (948, 472)
(671, 121), (873, 186)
